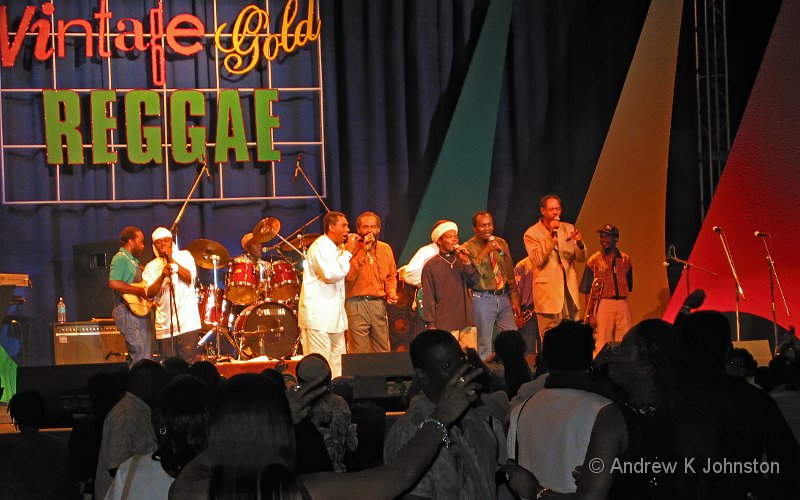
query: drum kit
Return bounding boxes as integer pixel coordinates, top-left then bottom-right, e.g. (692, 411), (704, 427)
(187, 216), (322, 360)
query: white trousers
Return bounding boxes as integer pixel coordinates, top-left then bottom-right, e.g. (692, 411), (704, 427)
(301, 328), (346, 378)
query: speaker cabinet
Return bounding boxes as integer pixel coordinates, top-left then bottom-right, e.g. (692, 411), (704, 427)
(53, 324), (127, 365)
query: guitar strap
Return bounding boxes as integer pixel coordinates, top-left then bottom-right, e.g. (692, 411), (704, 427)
(116, 250), (143, 283)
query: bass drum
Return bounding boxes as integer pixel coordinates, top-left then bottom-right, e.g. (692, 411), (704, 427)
(233, 301), (298, 359)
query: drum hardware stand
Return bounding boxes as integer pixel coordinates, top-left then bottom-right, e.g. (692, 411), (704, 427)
(714, 226), (745, 341)
(270, 215), (323, 266)
(289, 331), (302, 358)
(755, 232), (790, 354)
(277, 213), (324, 248)
(293, 153), (330, 213)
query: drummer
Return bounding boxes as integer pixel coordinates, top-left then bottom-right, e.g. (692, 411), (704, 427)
(240, 232), (262, 262)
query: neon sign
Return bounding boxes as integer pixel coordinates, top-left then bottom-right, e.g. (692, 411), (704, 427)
(0, 0), (321, 166)
(0, 0), (321, 87)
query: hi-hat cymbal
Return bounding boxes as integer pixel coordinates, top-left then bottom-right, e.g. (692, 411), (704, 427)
(277, 233), (321, 253)
(251, 217), (281, 244)
(185, 239), (230, 269)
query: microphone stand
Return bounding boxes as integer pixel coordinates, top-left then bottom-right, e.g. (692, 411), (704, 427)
(715, 228), (745, 340)
(163, 156), (207, 359)
(757, 235), (791, 354)
(293, 154), (331, 213)
(666, 252), (717, 295)
(170, 155), (210, 247)
(163, 257), (181, 358)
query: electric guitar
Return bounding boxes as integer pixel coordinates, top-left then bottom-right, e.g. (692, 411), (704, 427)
(122, 282), (154, 317)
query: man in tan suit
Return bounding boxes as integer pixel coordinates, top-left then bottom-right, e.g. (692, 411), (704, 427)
(523, 194), (587, 334)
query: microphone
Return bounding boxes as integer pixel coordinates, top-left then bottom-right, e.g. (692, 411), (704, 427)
(663, 244), (676, 267)
(488, 236), (505, 257)
(754, 231), (769, 237)
(713, 226), (723, 233)
(293, 153), (302, 182)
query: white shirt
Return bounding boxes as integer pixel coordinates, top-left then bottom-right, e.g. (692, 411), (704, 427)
(404, 242), (439, 287)
(104, 454), (173, 500)
(143, 249), (201, 339)
(297, 234), (351, 332)
(517, 388), (612, 493)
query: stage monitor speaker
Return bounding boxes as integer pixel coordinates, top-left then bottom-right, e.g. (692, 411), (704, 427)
(16, 363), (128, 427)
(342, 352), (413, 378)
(733, 340), (772, 367)
(341, 353), (414, 409)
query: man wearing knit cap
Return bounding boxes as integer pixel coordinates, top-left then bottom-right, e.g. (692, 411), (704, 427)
(421, 221), (480, 350)
(142, 227), (202, 362)
(580, 224), (633, 353)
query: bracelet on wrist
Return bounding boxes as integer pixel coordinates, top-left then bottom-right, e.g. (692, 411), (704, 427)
(418, 417), (450, 448)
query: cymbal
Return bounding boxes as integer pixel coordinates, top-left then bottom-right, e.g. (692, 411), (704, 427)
(251, 217), (281, 244)
(185, 239), (230, 269)
(277, 233), (321, 253)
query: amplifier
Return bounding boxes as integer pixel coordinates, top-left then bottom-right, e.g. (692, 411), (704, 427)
(53, 320), (127, 364)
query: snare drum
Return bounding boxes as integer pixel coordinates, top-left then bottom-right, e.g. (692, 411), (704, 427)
(233, 301), (299, 359)
(197, 285), (227, 329)
(226, 257), (258, 305)
(265, 259), (300, 303)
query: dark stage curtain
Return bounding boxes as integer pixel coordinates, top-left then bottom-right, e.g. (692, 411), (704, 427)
(0, 0), (778, 365)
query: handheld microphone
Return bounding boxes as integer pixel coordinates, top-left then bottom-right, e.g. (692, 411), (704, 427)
(488, 236), (505, 257)
(712, 226), (723, 233)
(754, 231), (769, 237)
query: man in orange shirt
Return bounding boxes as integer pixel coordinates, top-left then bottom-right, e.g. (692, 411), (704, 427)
(345, 212), (399, 353)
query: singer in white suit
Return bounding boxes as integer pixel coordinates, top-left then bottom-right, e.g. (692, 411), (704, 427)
(297, 212), (359, 377)
(523, 195), (586, 334)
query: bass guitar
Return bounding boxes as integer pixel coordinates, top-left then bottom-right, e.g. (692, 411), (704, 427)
(122, 282), (154, 317)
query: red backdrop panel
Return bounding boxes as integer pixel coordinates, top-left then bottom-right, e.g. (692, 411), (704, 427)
(663, 0), (800, 330)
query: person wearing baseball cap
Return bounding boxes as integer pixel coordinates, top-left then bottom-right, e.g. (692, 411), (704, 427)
(579, 224), (633, 354)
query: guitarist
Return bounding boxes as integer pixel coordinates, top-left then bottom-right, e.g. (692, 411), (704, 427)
(108, 226), (153, 363)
